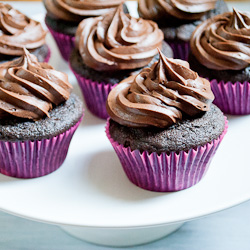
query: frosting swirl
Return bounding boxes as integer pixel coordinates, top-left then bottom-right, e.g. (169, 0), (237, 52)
(0, 49), (72, 120)
(138, 0), (217, 21)
(75, 4), (164, 71)
(0, 3), (47, 56)
(43, 0), (125, 22)
(190, 9), (250, 70)
(107, 50), (214, 128)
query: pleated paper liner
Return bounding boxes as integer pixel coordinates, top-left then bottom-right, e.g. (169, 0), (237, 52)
(106, 117), (228, 192)
(0, 116), (83, 179)
(43, 46), (51, 63)
(71, 69), (116, 120)
(166, 40), (190, 61)
(210, 79), (250, 115)
(46, 24), (75, 62)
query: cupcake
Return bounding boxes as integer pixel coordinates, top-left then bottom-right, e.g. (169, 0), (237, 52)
(0, 3), (50, 63)
(138, 0), (228, 60)
(70, 4), (173, 119)
(189, 9), (250, 115)
(43, 0), (127, 61)
(106, 50), (227, 192)
(0, 49), (83, 178)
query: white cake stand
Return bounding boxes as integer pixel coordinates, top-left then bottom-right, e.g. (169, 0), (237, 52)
(1, 1), (250, 247)
(0, 93), (249, 246)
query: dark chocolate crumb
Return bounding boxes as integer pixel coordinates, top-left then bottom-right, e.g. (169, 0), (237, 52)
(109, 104), (225, 154)
(0, 94), (83, 142)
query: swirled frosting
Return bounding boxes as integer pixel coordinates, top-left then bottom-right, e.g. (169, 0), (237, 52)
(138, 0), (217, 21)
(0, 49), (72, 120)
(190, 9), (250, 70)
(43, 0), (125, 22)
(75, 4), (164, 71)
(107, 50), (214, 128)
(0, 3), (47, 56)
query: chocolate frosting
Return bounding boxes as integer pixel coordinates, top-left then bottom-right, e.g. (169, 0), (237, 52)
(0, 3), (47, 56)
(138, 0), (217, 21)
(75, 4), (164, 71)
(107, 50), (214, 128)
(43, 0), (125, 22)
(0, 49), (72, 121)
(190, 9), (250, 70)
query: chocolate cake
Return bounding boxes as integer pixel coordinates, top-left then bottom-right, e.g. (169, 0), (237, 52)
(70, 41), (173, 84)
(0, 3), (50, 63)
(189, 9), (250, 115)
(0, 94), (83, 142)
(105, 50), (227, 192)
(138, 0), (228, 60)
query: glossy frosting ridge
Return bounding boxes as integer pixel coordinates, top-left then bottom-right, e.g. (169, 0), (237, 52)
(43, 0), (125, 22)
(190, 9), (250, 70)
(107, 50), (214, 128)
(0, 3), (47, 56)
(138, 0), (217, 21)
(0, 49), (72, 120)
(75, 4), (164, 71)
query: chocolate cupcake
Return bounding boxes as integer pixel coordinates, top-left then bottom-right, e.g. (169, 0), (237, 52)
(0, 49), (83, 178)
(106, 50), (227, 192)
(189, 9), (250, 115)
(138, 0), (228, 60)
(43, 0), (127, 61)
(70, 4), (173, 119)
(0, 3), (50, 63)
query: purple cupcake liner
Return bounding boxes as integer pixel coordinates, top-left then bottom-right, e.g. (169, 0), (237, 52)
(43, 46), (51, 63)
(46, 25), (75, 62)
(71, 68), (116, 119)
(106, 117), (228, 192)
(210, 79), (250, 115)
(0, 116), (83, 179)
(166, 40), (190, 61)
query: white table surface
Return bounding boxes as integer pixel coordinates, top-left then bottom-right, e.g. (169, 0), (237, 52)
(1, 1), (250, 249)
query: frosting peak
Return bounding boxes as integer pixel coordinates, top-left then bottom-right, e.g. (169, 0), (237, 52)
(76, 4), (164, 71)
(228, 8), (250, 30)
(107, 50), (214, 128)
(191, 10), (250, 70)
(0, 49), (72, 120)
(138, 0), (217, 21)
(0, 3), (47, 56)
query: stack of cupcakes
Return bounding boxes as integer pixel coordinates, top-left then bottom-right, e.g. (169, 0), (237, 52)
(189, 9), (250, 115)
(70, 4), (173, 119)
(0, 3), (50, 63)
(106, 50), (228, 192)
(138, 0), (228, 60)
(43, 0), (126, 61)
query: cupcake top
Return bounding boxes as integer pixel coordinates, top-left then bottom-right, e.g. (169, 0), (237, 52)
(43, 0), (125, 22)
(190, 9), (250, 70)
(0, 3), (47, 56)
(138, 0), (217, 21)
(75, 4), (164, 71)
(0, 49), (72, 121)
(107, 50), (214, 128)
